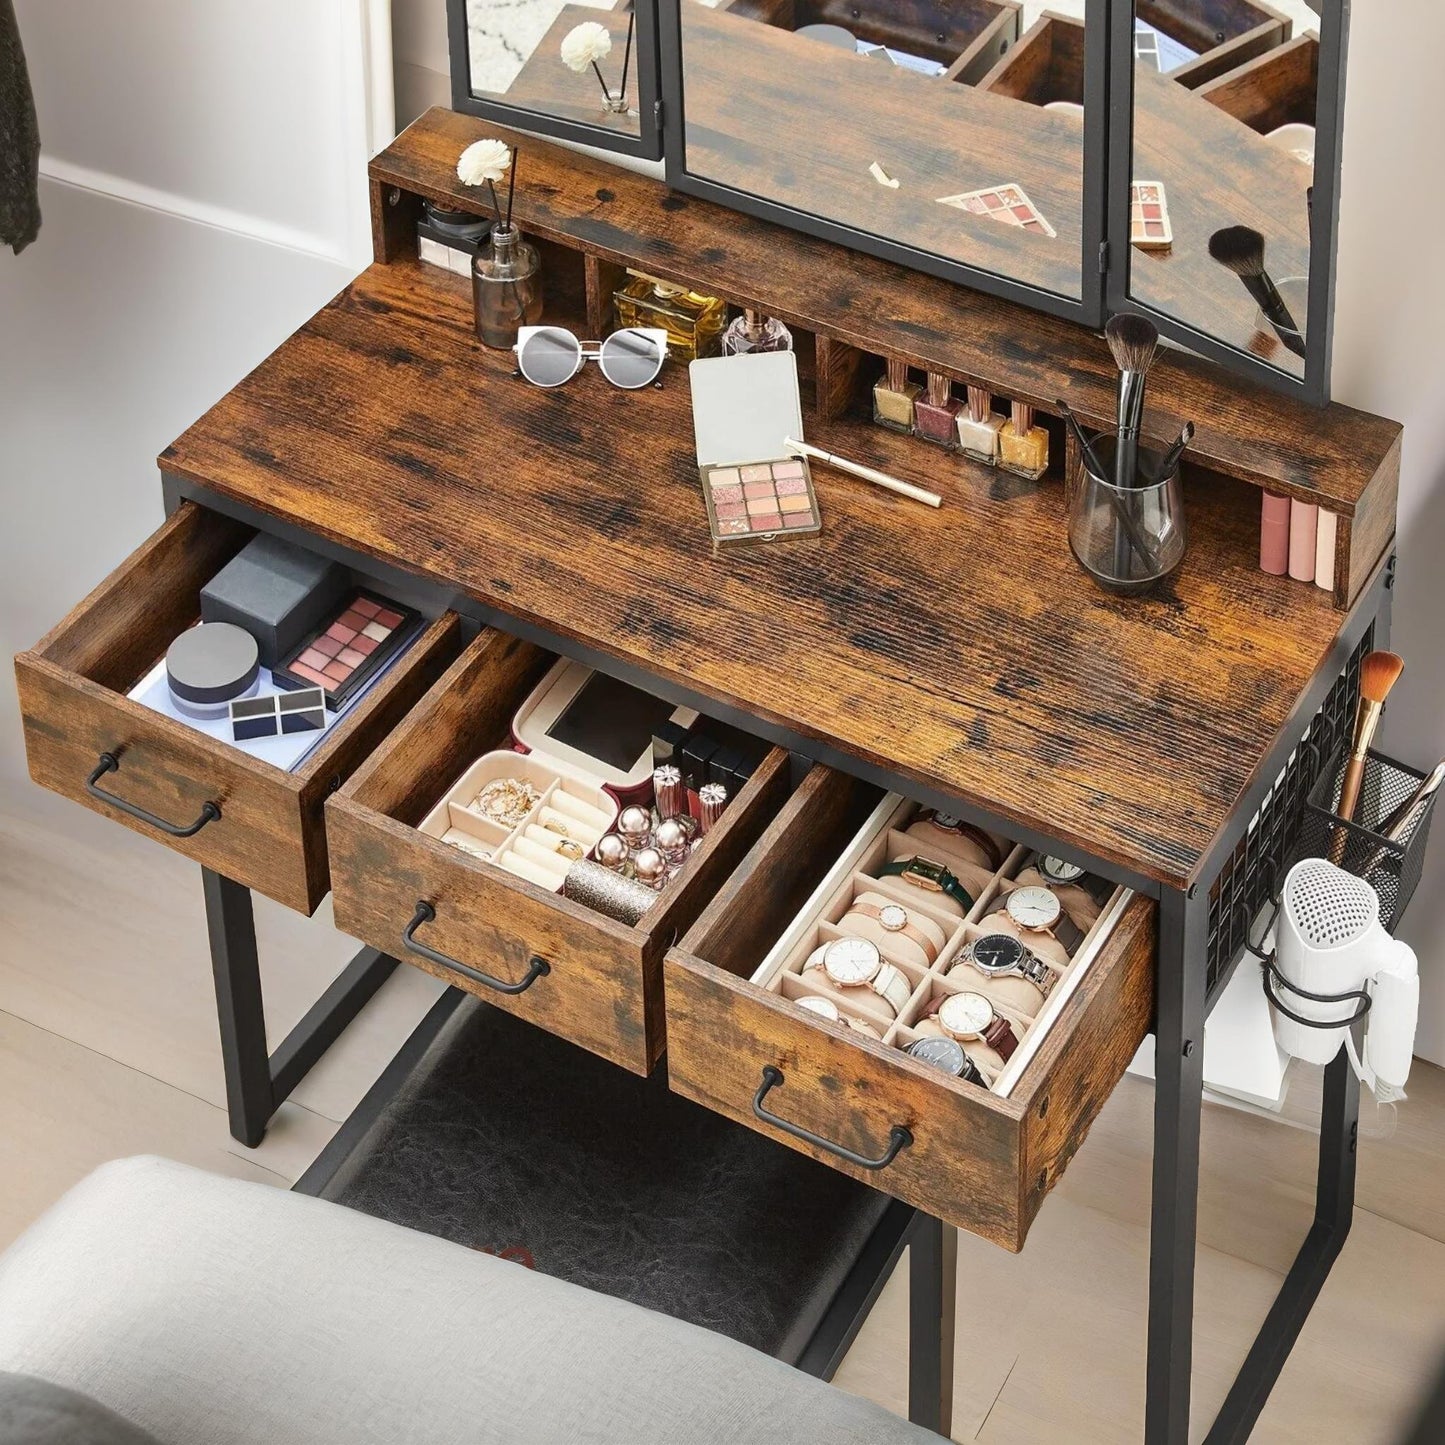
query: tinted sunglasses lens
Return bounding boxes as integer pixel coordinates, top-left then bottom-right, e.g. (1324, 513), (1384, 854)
(599, 330), (665, 389)
(518, 330), (580, 388)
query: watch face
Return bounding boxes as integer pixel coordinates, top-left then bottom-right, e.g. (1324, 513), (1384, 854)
(822, 937), (882, 988)
(939, 990), (993, 1039)
(877, 903), (909, 932)
(907, 1036), (967, 1075)
(1007, 885), (1062, 931)
(969, 933), (1027, 974)
(797, 995), (840, 1022)
(1040, 855), (1086, 885)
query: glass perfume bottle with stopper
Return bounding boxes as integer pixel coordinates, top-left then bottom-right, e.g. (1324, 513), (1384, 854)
(612, 271), (726, 362)
(721, 307), (792, 356)
(872, 357), (920, 434)
(956, 385), (1005, 465)
(999, 401), (1050, 480)
(914, 372), (962, 448)
(472, 224), (543, 349)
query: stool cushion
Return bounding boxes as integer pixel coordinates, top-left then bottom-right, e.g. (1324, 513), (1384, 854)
(0, 1158), (934, 1445)
(0, 1371), (161, 1445)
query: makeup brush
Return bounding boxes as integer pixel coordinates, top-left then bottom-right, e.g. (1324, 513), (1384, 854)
(1360, 760), (1445, 875)
(1056, 398), (1107, 479)
(1330, 650), (1406, 861)
(1105, 314), (1159, 491)
(1207, 227), (1306, 359)
(1157, 421), (1195, 479)
(783, 438), (941, 509)
(1057, 398), (1158, 573)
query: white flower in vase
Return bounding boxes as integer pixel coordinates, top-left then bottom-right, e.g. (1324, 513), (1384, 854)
(560, 21), (612, 72)
(456, 138), (512, 189)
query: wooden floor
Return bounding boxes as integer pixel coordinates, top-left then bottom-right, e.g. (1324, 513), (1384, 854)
(3, 797), (1445, 1442)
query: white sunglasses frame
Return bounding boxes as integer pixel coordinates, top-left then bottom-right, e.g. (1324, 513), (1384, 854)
(513, 326), (670, 390)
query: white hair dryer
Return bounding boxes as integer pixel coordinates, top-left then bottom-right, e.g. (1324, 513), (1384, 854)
(1270, 858), (1419, 1100)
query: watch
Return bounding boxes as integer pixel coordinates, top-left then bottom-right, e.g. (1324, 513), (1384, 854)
(878, 855), (975, 914)
(936, 990), (1019, 1060)
(844, 898), (943, 964)
(1038, 854), (1115, 907)
(1005, 885), (1084, 953)
(907, 1035), (987, 1084)
(797, 994), (883, 1039)
(912, 811), (1004, 871)
(954, 934), (1055, 1003)
(803, 938), (913, 1017)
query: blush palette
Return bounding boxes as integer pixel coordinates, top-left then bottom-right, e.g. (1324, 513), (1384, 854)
(1129, 181), (1172, 250)
(937, 184), (1057, 239)
(701, 459), (820, 544)
(272, 589), (421, 709)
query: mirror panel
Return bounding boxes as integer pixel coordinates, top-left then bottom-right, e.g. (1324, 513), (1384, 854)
(1125, 0), (1324, 383)
(666, 0), (1106, 310)
(453, 0), (659, 154)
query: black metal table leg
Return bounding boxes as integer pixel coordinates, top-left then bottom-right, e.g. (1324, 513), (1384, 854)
(908, 1212), (956, 1437)
(1147, 885), (1209, 1444)
(1205, 1048), (1359, 1442)
(202, 866), (400, 1147)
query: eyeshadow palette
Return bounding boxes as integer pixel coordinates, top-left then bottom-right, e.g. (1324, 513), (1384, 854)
(700, 459), (821, 544)
(229, 687), (326, 741)
(272, 589), (421, 709)
(1129, 181), (1172, 250)
(937, 184), (1057, 239)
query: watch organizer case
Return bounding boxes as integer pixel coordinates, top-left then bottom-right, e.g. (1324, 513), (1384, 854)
(750, 793), (1129, 1095)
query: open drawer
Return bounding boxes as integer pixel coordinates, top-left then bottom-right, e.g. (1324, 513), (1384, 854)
(665, 766), (1156, 1251)
(14, 503), (459, 915)
(325, 628), (793, 1075)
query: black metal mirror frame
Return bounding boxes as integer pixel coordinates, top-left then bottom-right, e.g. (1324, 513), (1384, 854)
(1105, 0), (1350, 405)
(446, 0), (665, 161)
(655, 0), (1112, 328)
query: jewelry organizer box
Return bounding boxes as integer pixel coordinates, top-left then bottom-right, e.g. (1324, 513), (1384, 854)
(752, 792), (1131, 1096)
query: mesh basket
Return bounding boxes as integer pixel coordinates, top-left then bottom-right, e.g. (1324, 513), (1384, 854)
(1293, 748), (1439, 931)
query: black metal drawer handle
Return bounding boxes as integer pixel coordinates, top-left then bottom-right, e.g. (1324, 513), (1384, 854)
(86, 752), (221, 838)
(403, 901), (550, 996)
(752, 1065), (913, 1171)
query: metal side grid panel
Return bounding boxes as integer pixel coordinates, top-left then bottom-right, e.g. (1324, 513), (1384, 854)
(1205, 628), (1373, 996)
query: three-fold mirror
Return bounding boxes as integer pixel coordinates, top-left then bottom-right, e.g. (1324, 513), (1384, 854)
(448, 0), (664, 158)
(657, 0), (1109, 323)
(1111, 0), (1345, 401)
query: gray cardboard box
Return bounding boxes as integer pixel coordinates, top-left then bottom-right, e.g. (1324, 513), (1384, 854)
(200, 533), (348, 671)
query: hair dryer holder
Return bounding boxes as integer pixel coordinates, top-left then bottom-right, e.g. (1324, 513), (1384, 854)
(1239, 895), (1374, 1030)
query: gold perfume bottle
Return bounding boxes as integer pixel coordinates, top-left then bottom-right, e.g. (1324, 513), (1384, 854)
(999, 401), (1050, 480)
(612, 271), (725, 362)
(872, 358), (921, 433)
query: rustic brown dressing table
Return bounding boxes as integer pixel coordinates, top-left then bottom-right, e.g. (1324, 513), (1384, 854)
(15, 109), (1402, 1443)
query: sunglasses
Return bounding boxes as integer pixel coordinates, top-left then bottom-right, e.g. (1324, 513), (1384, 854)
(514, 326), (669, 390)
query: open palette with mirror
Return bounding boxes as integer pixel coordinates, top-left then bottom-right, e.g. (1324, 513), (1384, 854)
(419, 750), (617, 888)
(751, 793), (1128, 1095)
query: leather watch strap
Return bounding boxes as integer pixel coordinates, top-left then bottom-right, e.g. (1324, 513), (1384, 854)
(983, 1014), (1019, 1061)
(849, 900), (940, 963)
(878, 857), (975, 914)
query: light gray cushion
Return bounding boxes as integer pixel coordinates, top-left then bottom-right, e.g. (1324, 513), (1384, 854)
(0, 1371), (161, 1445)
(0, 1157), (935, 1445)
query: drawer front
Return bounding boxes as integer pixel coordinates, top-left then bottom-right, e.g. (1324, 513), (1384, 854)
(327, 628), (792, 1074)
(14, 503), (460, 914)
(665, 767), (1156, 1251)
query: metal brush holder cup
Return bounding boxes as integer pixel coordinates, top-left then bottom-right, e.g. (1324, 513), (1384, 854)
(1293, 747), (1440, 931)
(1068, 438), (1187, 596)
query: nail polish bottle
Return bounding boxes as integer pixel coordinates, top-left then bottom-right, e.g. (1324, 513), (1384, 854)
(955, 385), (1005, 466)
(872, 358), (921, 434)
(999, 402), (1050, 480)
(913, 373), (962, 448)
